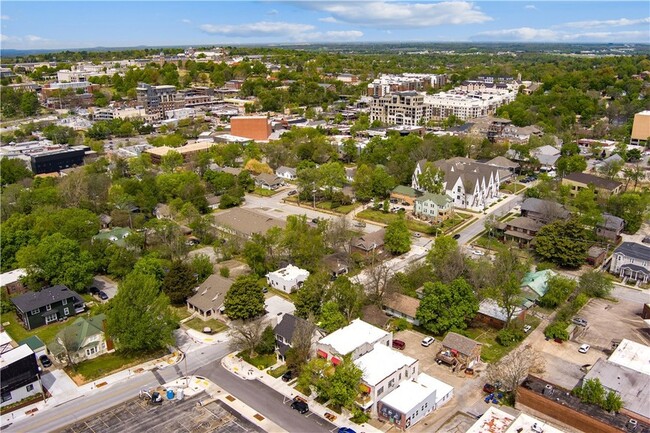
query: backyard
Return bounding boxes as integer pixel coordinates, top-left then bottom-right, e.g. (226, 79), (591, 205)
(500, 183), (526, 194)
(2, 311), (70, 345)
(357, 209), (431, 233)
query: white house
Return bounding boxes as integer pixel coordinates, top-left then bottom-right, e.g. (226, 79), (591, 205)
(378, 373), (454, 430)
(266, 264), (310, 294)
(609, 242), (650, 283)
(275, 166), (297, 180)
(412, 157), (501, 212)
(413, 193), (453, 222)
(354, 344), (418, 413)
(316, 319), (392, 362)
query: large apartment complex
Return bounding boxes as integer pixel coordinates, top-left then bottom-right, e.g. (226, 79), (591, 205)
(367, 73), (447, 97)
(136, 82), (178, 119)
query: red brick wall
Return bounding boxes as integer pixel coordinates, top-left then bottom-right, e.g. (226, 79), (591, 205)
(231, 117), (271, 141)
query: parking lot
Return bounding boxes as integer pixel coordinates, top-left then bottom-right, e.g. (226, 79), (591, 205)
(57, 392), (263, 433)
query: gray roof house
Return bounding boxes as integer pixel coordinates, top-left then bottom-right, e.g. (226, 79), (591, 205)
(596, 213), (625, 240)
(441, 332), (482, 365)
(186, 274), (233, 319)
(11, 285), (85, 330)
(609, 242), (650, 283)
(274, 313), (326, 360)
(520, 198), (571, 223)
(275, 166), (297, 180)
(255, 173), (285, 190)
(213, 208), (286, 239)
(351, 229), (386, 256)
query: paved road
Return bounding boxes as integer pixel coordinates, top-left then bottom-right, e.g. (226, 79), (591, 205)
(455, 193), (523, 245)
(612, 284), (650, 304)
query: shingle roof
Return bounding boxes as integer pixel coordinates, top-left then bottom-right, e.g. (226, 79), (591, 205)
(599, 213), (624, 231)
(276, 166), (296, 176)
(486, 156), (519, 169)
(11, 285), (83, 313)
(18, 336), (46, 351)
(614, 242), (650, 262)
(392, 185), (419, 197)
(256, 173), (284, 185)
(187, 274), (233, 312)
(506, 216), (544, 232)
(415, 192), (452, 207)
(352, 229), (385, 251)
(383, 292), (420, 318)
(564, 172), (622, 191)
(213, 208), (286, 237)
(441, 332), (481, 357)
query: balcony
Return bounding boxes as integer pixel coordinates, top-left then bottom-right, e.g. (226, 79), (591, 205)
(355, 393), (373, 410)
(74, 303), (85, 314)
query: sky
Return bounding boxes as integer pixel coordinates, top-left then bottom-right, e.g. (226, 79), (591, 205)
(1, 1), (649, 50)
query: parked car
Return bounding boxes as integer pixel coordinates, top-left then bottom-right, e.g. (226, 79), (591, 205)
(642, 236), (650, 244)
(39, 354), (52, 368)
(89, 286), (100, 295)
(421, 336), (435, 347)
(354, 221), (366, 228)
(287, 190), (298, 196)
(472, 250), (485, 256)
(389, 198), (398, 204)
(572, 317), (588, 327)
(452, 234), (461, 240)
(392, 339), (406, 350)
(291, 399), (309, 414)
(281, 370), (294, 382)
(98, 291), (109, 301)
(579, 344), (591, 354)
(483, 383), (496, 393)
(523, 325), (532, 333)
(338, 428), (357, 433)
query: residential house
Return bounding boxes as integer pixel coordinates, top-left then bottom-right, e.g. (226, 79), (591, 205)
(520, 269), (557, 302)
(520, 198), (571, 224)
(474, 299), (526, 329)
(0, 345), (43, 408)
(378, 373), (454, 430)
(266, 265), (309, 294)
(531, 145), (561, 171)
(609, 242), (650, 283)
(391, 186), (421, 206)
(362, 305), (391, 330)
(0, 268), (27, 296)
(50, 314), (112, 364)
(496, 216), (544, 246)
(596, 213), (625, 241)
(17, 336), (47, 359)
(351, 229), (386, 257)
(345, 167), (357, 183)
(153, 203), (172, 219)
(412, 158), (501, 212)
(186, 274), (233, 319)
(382, 293), (421, 326)
(413, 192), (453, 222)
(322, 253), (349, 280)
(273, 314), (326, 361)
(212, 208), (286, 239)
(440, 332), (482, 367)
(275, 166), (297, 180)
(562, 172), (623, 198)
(587, 246), (607, 267)
(11, 285), (85, 330)
(92, 227), (132, 247)
(485, 156), (519, 182)
(99, 214), (112, 229)
(316, 319), (392, 363)
(354, 343), (419, 413)
(255, 173), (285, 190)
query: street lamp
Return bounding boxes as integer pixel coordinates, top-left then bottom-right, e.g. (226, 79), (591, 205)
(312, 182), (316, 209)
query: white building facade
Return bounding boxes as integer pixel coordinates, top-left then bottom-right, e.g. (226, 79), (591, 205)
(266, 264), (310, 294)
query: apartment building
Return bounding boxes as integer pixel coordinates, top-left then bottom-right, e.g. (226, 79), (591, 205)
(136, 82), (178, 120)
(424, 88), (517, 121)
(370, 92), (429, 127)
(367, 73), (446, 97)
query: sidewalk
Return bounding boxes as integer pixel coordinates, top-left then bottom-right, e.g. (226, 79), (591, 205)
(221, 352), (384, 433)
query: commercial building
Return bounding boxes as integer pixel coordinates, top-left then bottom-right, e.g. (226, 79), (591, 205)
(136, 82), (177, 120)
(366, 73), (446, 97)
(0, 345), (43, 408)
(145, 141), (214, 164)
(370, 92), (429, 127)
(30, 145), (89, 174)
(630, 110), (650, 145)
(316, 319), (391, 362)
(230, 116), (272, 141)
(467, 406), (568, 433)
(266, 264), (309, 294)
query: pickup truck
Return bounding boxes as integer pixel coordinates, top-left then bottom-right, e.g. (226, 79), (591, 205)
(435, 350), (457, 366)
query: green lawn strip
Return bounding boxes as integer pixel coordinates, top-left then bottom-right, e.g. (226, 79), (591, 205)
(357, 209), (431, 233)
(268, 365), (288, 378)
(316, 201), (360, 215)
(71, 349), (167, 381)
(183, 317), (228, 333)
(239, 352), (277, 370)
(2, 311), (71, 345)
(464, 327), (515, 363)
(253, 188), (278, 197)
(171, 306), (193, 321)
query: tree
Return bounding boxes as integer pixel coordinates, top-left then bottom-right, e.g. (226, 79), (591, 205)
(285, 317), (317, 375)
(578, 270), (613, 298)
(162, 261), (195, 305)
(603, 390), (623, 413)
(607, 192), (647, 234)
(0, 158), (32, 186)
(353, 164), (374, 202)
(319, 301), (347, 333)
(228, 318), (266, 357)
(243, 158), (273, 174)
(366, 260), (394, 304)
(384, 215), (411, 255)
(325, 356), (364, 409)
(417, 162), (444, 194)
(427, 236), (466, 283)
(106, 271), (176, 352)
(160, 150), (183, 172)
(327, 276), (365, 322)
(224, 276), (265, 321)
(574, 378), (606, 406)
(256, 325), (277, 355)
(190, 254), (213, 282)
(538, 275), (576, 308)
(416, 279), (478, 335)
(488, 249), (527, 327)
(533, 218), (590, 268)
(282, 215), (326, 270)
(294, 272), (329, 319)
(556, 155), (587, 177)
(486, 346), (545, 396)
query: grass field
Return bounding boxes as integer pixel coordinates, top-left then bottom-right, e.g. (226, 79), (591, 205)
(357, 209), (431, 233)
(183, 317), (228, 334)
(317, 201), (360, 214)
(71, 349), (167, 381)
(2, 311), (70, 345)
(240, 352), (277, 370)
(500, 183), (526, 194)
(464, 327), (515, 363)
(253, 188), (279, 197)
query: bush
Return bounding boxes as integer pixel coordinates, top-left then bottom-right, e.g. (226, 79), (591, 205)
(351, 407), (370, 424)
(572, 293), (589, 310)
(391, 318), (411, 332)
(219, 266), (230, 278)
(496, 328), (525, 347)
(536, 262), (556, 271)
(544, 321), (569, 340)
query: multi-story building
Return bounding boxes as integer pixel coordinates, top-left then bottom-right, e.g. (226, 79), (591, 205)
(367, 74), (446, 97)
(609, 242), (650, 283)
(136, 82), (177, 120)
(423, 87), (517, 121)
(11, 285), (85, 330)
(370, 92), (429, 127)
(316, 319), (392, 363)
(630, 110), (650, 145)
(413, 192), (453, 222)
(230, 116), (272, 141)
(266, 265), (309, 294)
(561, 172), (623, 198)
(0, 345), (43, 408)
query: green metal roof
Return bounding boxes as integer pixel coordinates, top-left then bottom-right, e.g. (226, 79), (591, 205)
(415, 192), (452, 207)
(18, 335), (46, 351)
(391, 185), (419, 197)
(521, 270), (556, 298)
(51, 314), (106, 355)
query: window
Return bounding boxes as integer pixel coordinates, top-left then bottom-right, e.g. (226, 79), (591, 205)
(26, 384), (34, 392)
(45, 313), (58, 324)
(46, 304), (52, 311)
(1, 392), (11, 403)
(31, 308), (40, 315)
(389, 379), (395, 388)
(86, 347), (97, 356)
(62, 299), (67, 306)
(63, 307), (69, 316)
(377, 387), (384, 396)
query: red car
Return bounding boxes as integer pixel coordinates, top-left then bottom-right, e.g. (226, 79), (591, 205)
(483, 383), (496, 393)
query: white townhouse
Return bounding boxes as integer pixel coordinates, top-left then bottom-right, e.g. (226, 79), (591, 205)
(316, 319), (392, 363)
(412, 157), (501, 212)
(266, 264), (310, 294)
(609, 242), (650, 283)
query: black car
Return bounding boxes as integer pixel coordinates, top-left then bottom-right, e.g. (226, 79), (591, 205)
(89, 286), (100, 295)
(452, 234), (461, 240)
(98, 291), (109, 300)
(288, 190), (298, 196)
(291, 399), (309, 414)
(281, 370), (294, 382)
(39, 354), (52, 368)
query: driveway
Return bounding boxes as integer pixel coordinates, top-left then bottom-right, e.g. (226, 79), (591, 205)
(92, 276), (118, 301)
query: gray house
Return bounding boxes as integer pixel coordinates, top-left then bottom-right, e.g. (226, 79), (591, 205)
(596, 213), (624, 240)
(609, 242), (650, 283)
(11, 285), (85, 330)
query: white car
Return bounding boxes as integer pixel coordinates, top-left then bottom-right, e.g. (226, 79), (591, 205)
(523, 325), (532, 333)
(578, 344), (591, 354)
(472, 250), (485, 256)
(421, 336), (435, 347)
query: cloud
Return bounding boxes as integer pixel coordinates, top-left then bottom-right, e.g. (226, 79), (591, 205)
(267, 9), (279, 16)
(306, 1), (492, 28)
(24, 35), (46, 42)
(298, 30), (364, 41)
(200, 21), (315, 37)
(181, 18), (192, 24)
(1, 15), (10, 21)
(0, 33), (51, 46)
(524, 5), (537, 10)
(472, 27), (649, 42)
(561, 17), (650, 29)
(318, 17), (339, 24)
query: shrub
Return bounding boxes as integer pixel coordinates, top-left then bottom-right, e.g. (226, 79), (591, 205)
(536, 262), (556, 271)
(572, 293), (589, 310)
(496, 328), (525, 347)
(351, 407), (370, 424)
(219, 266), (230, 278)
(544, 321), (569, 340)
(391, 318), (411, 332)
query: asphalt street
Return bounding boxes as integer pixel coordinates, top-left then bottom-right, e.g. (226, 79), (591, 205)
(454, 193), (523, 245)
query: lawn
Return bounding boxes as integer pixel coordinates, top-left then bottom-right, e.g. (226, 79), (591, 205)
(70, 349), (167, 382)
(2, 311), (71, 345)
(464, 327), (515, 363)
(357, 209), (431, 233)
(183, 317), (228, 334)
(171, 306), (194, 321)
(268, 365), (288, 378)
(253, 188), (279, 197)
(473, 234), (509, 253)
(439, 213), (471, 234)
(316, 201), (360, 215)
(500, 183), (526, 194)
(239, 352), (277, 370)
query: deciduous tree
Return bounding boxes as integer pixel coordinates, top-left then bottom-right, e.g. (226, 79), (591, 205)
(384, 215), (411, 255)
(224, 276), (265, 321)
(416, 278), (478, 335)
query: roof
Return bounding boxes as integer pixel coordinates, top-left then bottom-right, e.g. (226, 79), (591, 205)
(478, 299), (523, 323)
(0, 344), (34, 367)
(51, 314), (106, 355)
(599, 213), (624, 231)
(187, 274), (233, 312)
(354, 344), (416, 386)
(531, 145), (560, 156)
(256, 173), (284, 185)
(563, 172), (622, 191)
(441, 332), (481, 357)
(213, 208), (286, 237)
(383, 292), (420, 318)
(318, 319), (390, 357)
(274, 314), (300, 343)
(608, 339), (650, 375)
(352, 229), (385, 252)
(521, 269), (556, 298)
(505, 413), (567, 433)
(0, 268), (27, 287)
(392, 185), (419, 197)
(520, 198), (570, 220)
(505, 216), (544, 232)
(584, 358), (650, 419)
(466, 406), (515, 433)
(267, 264), (309, 282)
(18, 336), (46, 352)
(276, 166), (296, 175)
(614, 242), (650, 262)
(11, 285), (83, 313)
(93, 227), (132, 246)
(362, 304), (390, 329)
(380, 373), (453, 414)
(415, 192), (452, 207)
(486, 156), (519, 169)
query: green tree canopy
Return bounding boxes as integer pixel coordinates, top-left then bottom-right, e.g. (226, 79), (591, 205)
(0, 158), (33, 186)
(384, 215), (411, 255)
(578, 270), (613, 298)
(224, 275), (265, 321)
(533, 218), (590, 268)
(539, 275), (576, 308)
(416, 278), (478, 335)
(162, 260), (195, 305)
